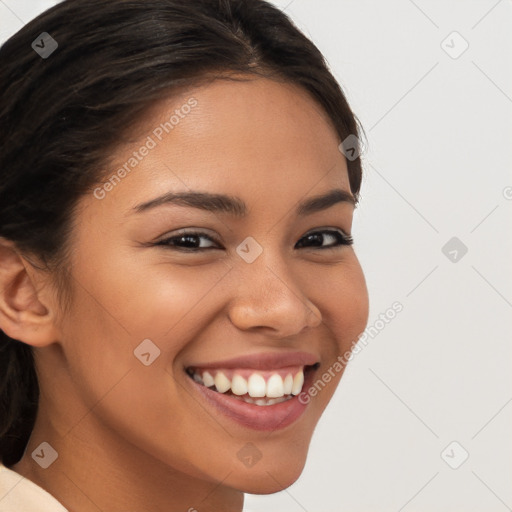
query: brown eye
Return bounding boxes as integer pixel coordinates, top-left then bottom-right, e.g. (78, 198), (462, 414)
(155, 228), (353, 253)
(156, 232), (221, 251)
(295, 229), (353, 250)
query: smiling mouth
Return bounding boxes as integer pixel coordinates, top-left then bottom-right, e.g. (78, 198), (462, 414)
(185, 364), (319, 406)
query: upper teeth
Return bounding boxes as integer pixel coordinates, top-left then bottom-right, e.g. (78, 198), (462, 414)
(190, 369), (305, 398)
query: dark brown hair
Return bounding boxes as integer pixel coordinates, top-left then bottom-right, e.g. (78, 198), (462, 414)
(0, 0), (364, 466)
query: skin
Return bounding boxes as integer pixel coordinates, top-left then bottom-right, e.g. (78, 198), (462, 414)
(0, 76), (369, 512)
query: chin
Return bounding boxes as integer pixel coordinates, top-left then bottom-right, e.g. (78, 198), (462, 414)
(234, 463), (306, 495)
(225, 442), (310, 495)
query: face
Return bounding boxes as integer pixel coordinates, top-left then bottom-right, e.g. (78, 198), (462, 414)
(50, 76), (369, 493)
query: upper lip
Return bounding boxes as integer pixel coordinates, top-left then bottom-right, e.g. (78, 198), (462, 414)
(186, 351), (319, 371)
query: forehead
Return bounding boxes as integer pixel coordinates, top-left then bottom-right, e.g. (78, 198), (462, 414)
(93, 76), (351, 217)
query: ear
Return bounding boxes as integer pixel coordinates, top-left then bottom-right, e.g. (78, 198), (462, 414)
(0, 238), (60, 347)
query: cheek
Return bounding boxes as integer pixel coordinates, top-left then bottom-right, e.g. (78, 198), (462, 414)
(318, 254), (369, 353)
(295, 254), (368, 408)
(57, 252), (232, 428)
(73, 240), (231, 340)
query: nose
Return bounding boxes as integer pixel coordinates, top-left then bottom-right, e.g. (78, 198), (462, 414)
(227, 251), (323, 338)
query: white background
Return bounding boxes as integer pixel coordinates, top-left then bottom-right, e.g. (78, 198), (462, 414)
(1, 1), (511, 511)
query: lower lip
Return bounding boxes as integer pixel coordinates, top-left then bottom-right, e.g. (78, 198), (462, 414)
(187, 369), (316, 432)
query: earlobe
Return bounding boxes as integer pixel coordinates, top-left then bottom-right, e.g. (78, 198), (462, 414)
(0, 239), (59, 347)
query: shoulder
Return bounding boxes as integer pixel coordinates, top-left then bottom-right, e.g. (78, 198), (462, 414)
(0, 464), (69, 512)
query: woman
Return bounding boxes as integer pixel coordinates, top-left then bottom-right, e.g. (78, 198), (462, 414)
(0, 0), (369, 510)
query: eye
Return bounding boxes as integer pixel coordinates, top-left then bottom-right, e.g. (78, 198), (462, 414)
(155, 231), (220, 251)
(154, 228), (353, 252)
(295, 229), (353, 250)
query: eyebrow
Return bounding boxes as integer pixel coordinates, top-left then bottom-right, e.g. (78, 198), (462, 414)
(133, 188), (355, 217)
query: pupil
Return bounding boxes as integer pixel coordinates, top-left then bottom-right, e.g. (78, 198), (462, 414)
(181, 235), (197, 247)
(307, 234), (322, 246)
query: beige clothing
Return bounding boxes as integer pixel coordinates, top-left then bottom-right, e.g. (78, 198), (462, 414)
(0, 464), (68, 512)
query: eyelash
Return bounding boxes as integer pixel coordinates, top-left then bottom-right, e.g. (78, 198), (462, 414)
(155, 229), (353, 252)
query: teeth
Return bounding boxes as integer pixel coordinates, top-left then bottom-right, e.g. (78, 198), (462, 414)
(266, 374), (284, 398)
(291, 372), (304, 395)
(231, 374), (248, 396)
(283, 374), (293, 395)
(247, 374), (266, 397)
(202, 371), (215, 388)
(266, 397), (289, 405)
(214, 371), (231, 393)
(191, 368), (306, 401)
(232, 395), (292, 406)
